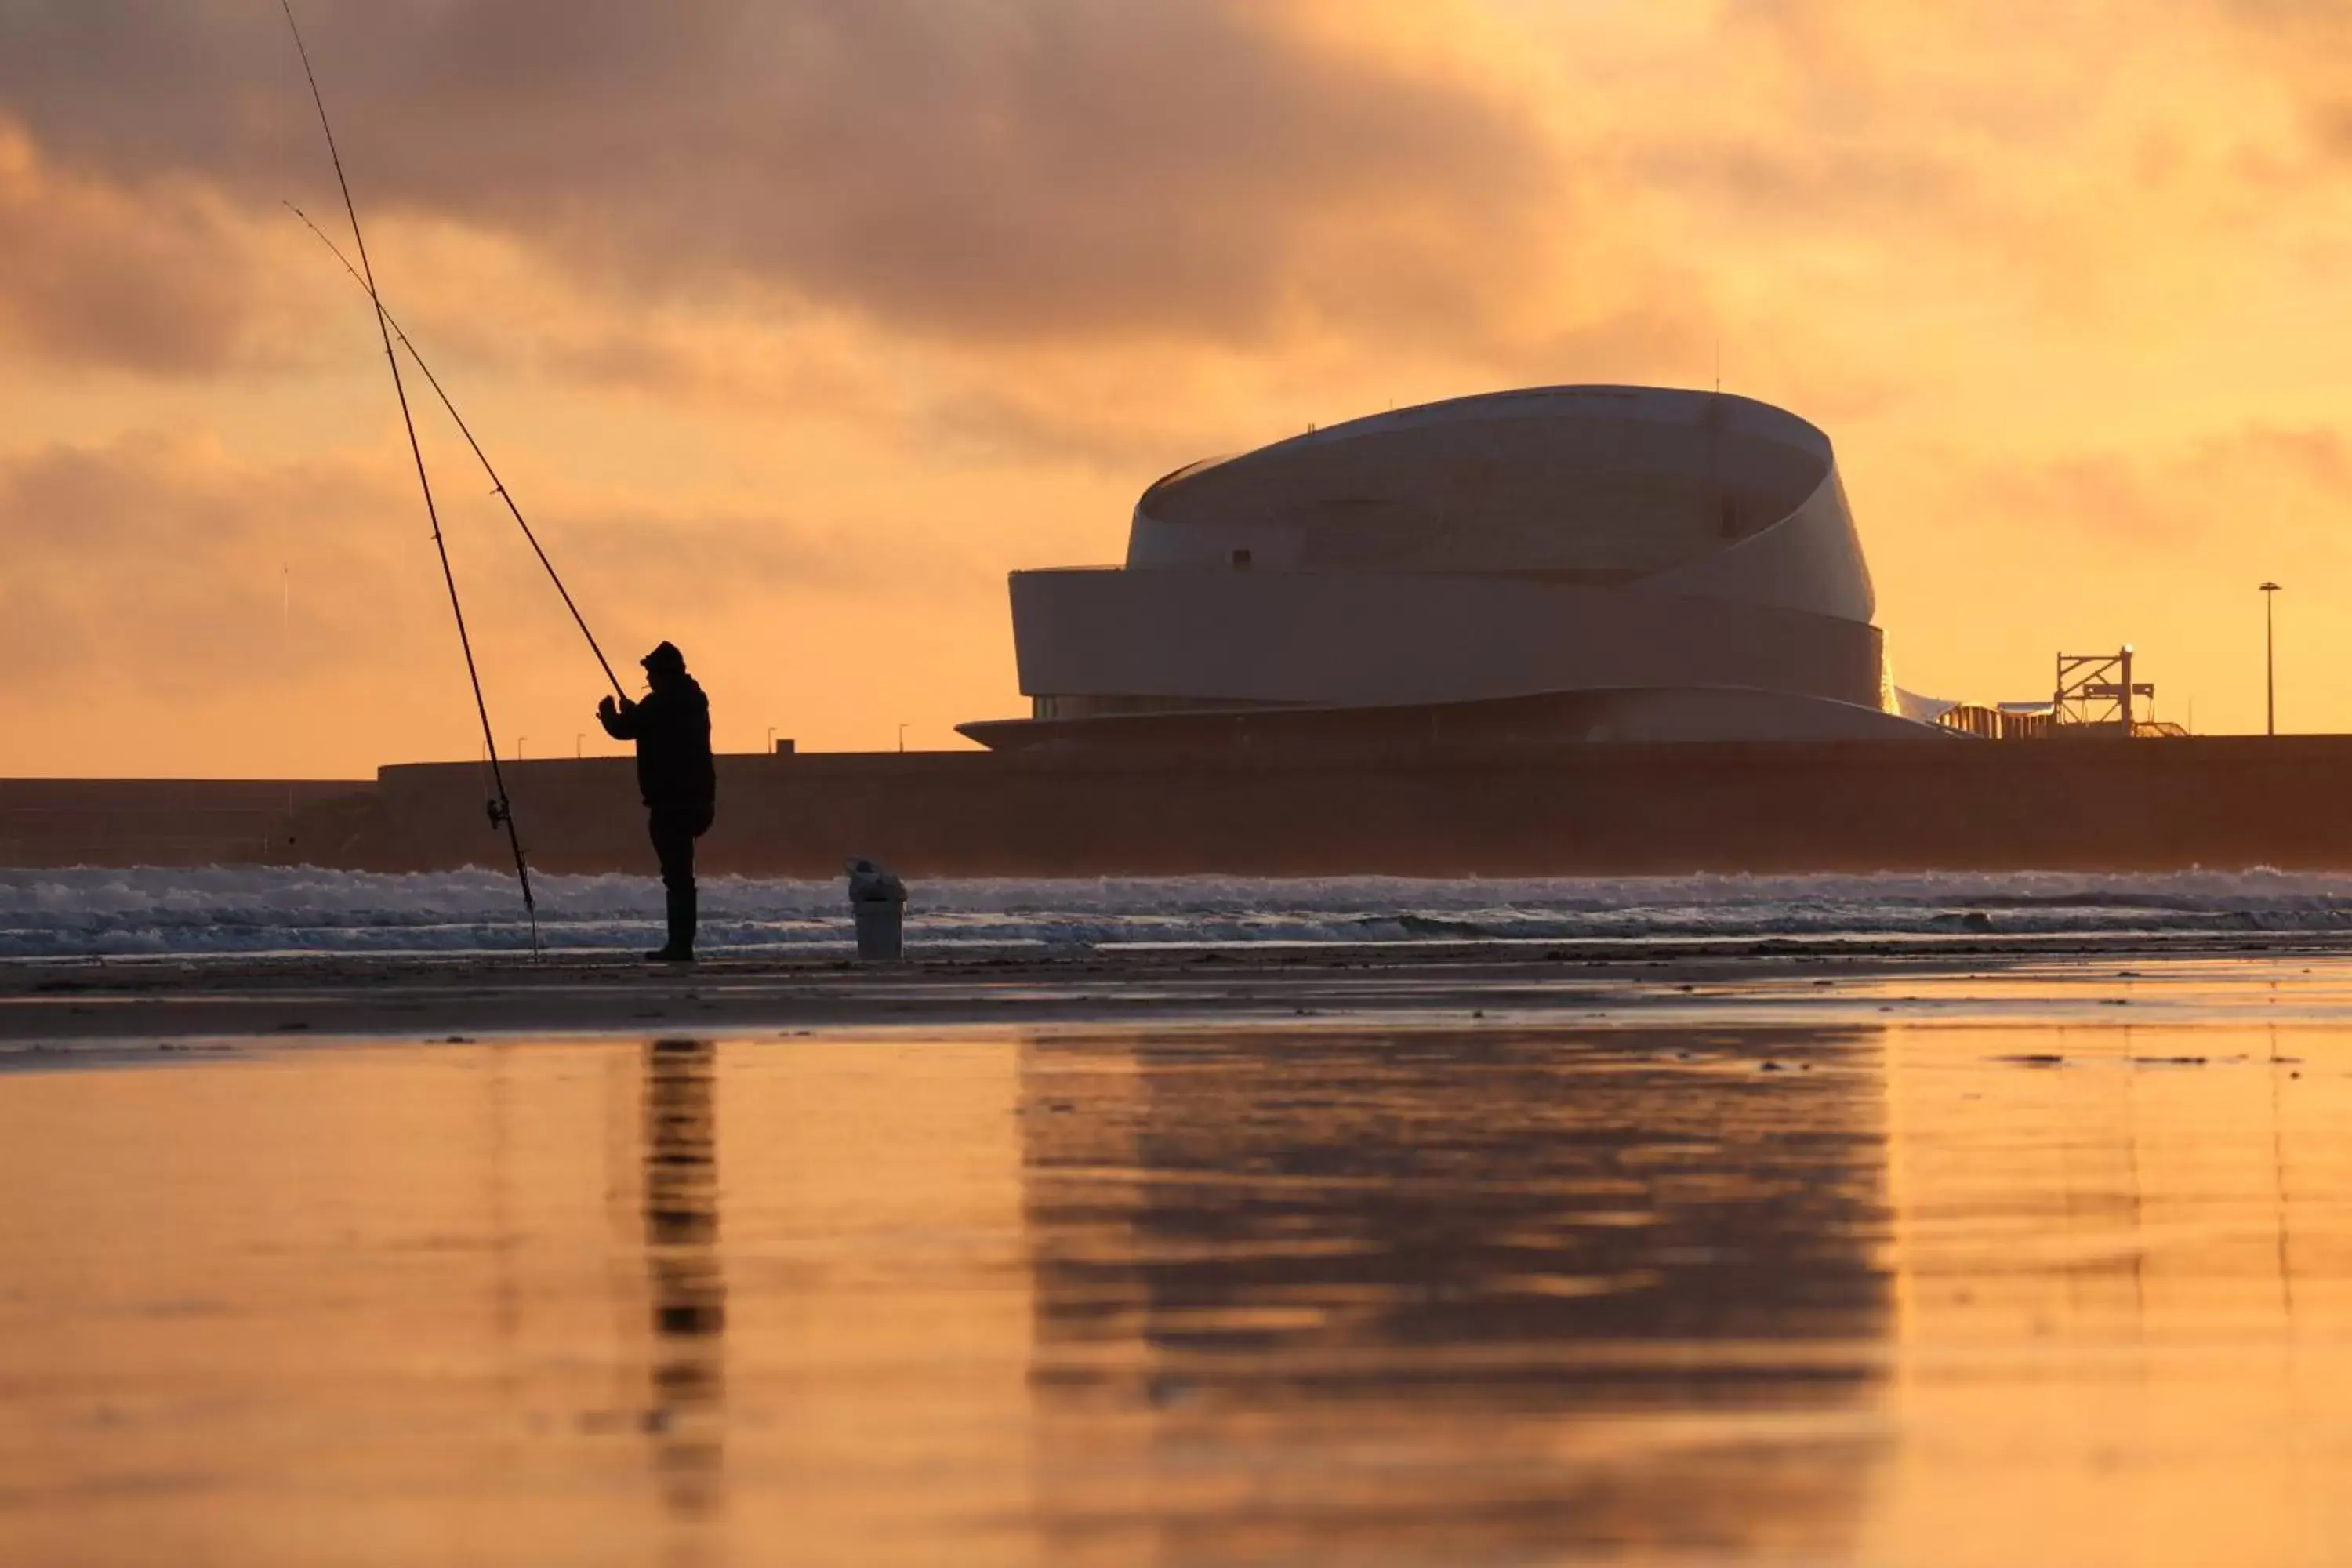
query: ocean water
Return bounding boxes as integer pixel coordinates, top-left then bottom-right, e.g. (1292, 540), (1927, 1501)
(6, 866), (2352, 959)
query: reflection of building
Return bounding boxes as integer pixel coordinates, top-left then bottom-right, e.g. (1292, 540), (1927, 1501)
(966, 387), (1944, 751)
(1017, 1025), (1896, 1562)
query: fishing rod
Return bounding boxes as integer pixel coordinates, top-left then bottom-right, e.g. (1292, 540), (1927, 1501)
(283, 201), (626, 702)
(281, 0), (541, 956)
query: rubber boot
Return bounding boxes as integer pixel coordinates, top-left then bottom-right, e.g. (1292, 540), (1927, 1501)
(646, 883), (696, 963)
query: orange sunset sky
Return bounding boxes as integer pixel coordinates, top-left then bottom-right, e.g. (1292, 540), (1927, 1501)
(5, 0), (2351, 778)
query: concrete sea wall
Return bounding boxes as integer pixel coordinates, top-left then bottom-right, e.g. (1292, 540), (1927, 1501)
(12, 738), (2347, 876)
(0, 779), (371, 869)
(344, 736), (2352, 877)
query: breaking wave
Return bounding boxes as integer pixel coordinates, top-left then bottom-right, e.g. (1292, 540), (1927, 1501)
(7, 866), (2352, 959)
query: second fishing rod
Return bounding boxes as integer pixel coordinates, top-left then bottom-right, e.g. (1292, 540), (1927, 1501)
(287, 201), (626, 704)
(282, 0), (544, 953)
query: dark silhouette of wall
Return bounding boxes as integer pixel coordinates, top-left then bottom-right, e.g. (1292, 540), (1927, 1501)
(330, 735), (2352, 877)
(0, 778), (370, 868)
(17, 735), (2351, 874)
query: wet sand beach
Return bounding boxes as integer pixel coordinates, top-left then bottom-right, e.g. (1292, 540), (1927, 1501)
(7, 933), (2352, 1048)
(5, 949), (2352, 1564)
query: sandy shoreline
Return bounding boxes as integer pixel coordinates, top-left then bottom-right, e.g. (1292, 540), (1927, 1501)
(9, 940), (2352, 1563)
(9, 960), (2352, 1564)
(7, 931), (2352, 1049)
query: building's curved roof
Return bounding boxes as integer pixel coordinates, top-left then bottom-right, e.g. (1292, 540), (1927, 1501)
(976, 384), (1910, 750)
(1127, 385), (1872, 623)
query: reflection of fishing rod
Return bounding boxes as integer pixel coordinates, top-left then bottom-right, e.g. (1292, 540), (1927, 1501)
(284, 201), (626, 702)
(280, 0), (540, 956)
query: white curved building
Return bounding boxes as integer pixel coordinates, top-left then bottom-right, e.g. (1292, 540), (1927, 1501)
(960, 386), (1947, 750)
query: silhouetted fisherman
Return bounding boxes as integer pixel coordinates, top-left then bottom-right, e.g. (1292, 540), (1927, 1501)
(598, 642), (717, 962)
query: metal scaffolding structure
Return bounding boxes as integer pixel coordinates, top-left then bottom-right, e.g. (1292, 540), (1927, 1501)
(2053, 648), (2179, 735)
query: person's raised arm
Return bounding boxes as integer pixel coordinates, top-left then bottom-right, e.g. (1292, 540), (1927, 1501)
(597, 694), (641, 739)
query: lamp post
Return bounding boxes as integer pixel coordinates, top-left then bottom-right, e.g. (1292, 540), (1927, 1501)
(766, 725), (777, 753)
(575, 733), (585, 759)
(2261, 582), (2281, 736)
(897, 723), (909, 754)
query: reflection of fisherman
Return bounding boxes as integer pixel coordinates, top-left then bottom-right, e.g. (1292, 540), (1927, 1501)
(597, 642), (717, 962)
(641, 1038), (726, 1512)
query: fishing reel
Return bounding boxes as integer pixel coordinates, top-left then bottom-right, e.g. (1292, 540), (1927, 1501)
(485, 798), (511, 829)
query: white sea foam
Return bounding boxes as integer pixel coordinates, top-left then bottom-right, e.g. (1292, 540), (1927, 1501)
(5, 866), (2352, 959)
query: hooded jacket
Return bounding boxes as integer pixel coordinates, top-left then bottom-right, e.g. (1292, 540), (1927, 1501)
(599, 674), (717, 812)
